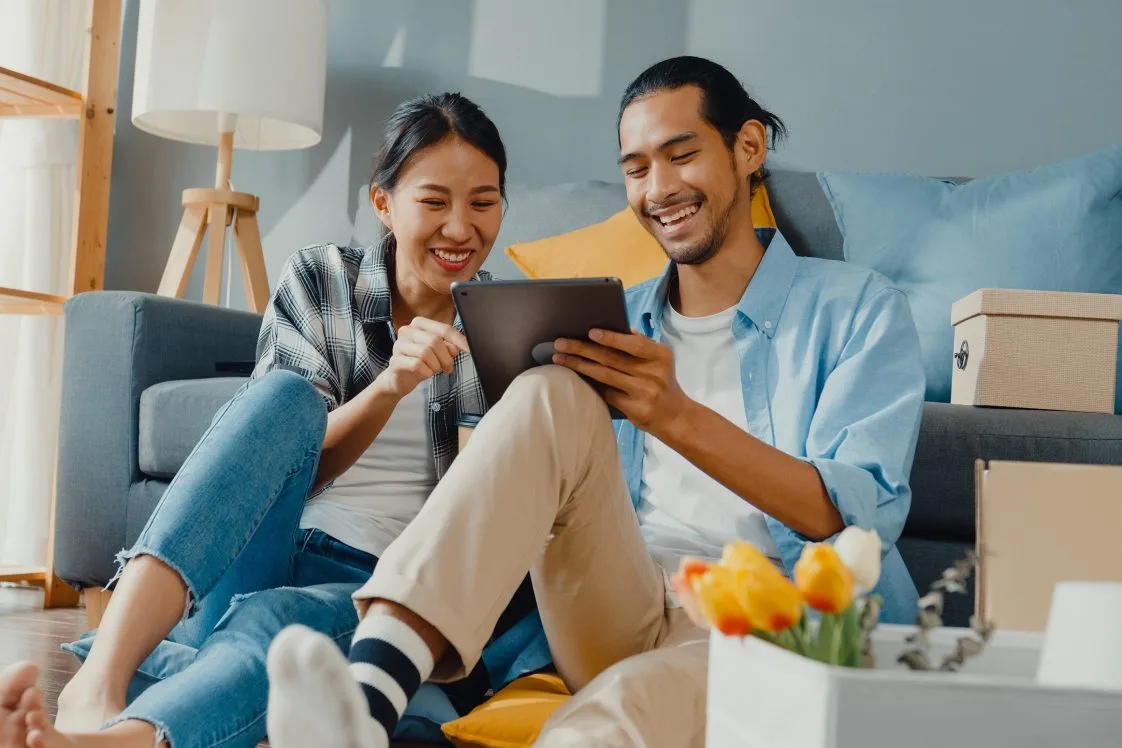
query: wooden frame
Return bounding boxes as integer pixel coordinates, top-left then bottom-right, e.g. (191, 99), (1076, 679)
(0, 0), (122, 609)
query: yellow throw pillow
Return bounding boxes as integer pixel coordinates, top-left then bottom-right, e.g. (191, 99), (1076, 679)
(440, 673), (572, 748)
(505, 184), (776, 288)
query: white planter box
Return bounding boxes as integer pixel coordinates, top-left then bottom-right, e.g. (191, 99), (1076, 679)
(707, 625), (1122, 748)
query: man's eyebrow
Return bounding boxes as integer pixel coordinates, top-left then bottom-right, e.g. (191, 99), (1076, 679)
(618, 132), (699, 166)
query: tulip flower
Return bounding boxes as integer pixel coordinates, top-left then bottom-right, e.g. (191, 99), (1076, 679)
(720, 541), (773, 573)
(737, 568), (804, 633)
(690, 565), (753, 636)
(833, 526), (882, 591)
(794, 543), (854, 615)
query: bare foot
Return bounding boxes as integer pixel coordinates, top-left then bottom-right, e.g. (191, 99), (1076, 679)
(1, 662), (40, 748)
(24, 710), (76, 748)
(53, 671), (124, 733)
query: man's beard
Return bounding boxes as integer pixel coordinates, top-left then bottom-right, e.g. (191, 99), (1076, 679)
(659, 181), (741, 266)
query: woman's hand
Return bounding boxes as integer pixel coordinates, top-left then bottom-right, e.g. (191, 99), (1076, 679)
(376, 317), (470, 398)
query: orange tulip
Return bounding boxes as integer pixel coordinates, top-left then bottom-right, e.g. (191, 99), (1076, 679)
(794, 544), (854, 614)
(737, 568), (804, 633)
(690, 565), (753, 636)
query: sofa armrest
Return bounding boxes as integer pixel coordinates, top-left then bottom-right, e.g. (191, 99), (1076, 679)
(54, 291), (263, 587)
(907, 403), (1122, 543)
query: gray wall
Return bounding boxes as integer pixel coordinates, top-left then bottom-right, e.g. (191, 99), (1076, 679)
(104, 0), (1122, 306)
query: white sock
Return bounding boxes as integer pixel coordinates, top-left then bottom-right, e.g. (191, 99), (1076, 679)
(347, 614), (436, 740)
(266, 625), (382, 748)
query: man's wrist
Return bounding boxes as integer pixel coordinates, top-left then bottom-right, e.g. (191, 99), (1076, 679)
(651, 396), (702, 448)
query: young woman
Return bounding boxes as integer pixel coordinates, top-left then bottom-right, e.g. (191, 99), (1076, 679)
(4, 92), (547, 748)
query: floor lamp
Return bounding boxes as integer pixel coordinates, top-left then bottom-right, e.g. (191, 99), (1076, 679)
(131, 0), (328, 313)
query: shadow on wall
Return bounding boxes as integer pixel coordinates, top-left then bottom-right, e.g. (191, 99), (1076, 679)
(104, 0), (693, 308)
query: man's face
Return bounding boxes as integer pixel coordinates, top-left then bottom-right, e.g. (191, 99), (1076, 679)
(618, 86), (746, 265)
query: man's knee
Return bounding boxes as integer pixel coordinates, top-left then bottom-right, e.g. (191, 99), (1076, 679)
(508, 365), (607, 416)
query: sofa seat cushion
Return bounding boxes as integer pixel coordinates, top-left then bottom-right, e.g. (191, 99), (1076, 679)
(907, 402), (1122, 543)
(139, 377), (247, 478)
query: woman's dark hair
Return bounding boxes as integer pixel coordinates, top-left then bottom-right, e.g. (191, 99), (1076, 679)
(618, 56), (787, 193)
(371, 92), (507, 199)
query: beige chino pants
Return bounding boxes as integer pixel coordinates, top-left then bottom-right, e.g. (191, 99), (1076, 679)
(354, 366), (709, 747)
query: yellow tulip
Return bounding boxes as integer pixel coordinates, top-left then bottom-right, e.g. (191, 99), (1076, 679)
(737, 568), (804, 633)
(794, 544), (854, 615)
(720, 541), (773, 573)
(690, 565), (753, 636)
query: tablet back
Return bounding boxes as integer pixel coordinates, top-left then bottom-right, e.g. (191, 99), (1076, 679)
(452, 277), (630, 409)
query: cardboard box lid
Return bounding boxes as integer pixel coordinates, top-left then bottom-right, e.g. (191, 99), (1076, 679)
(951, 288), (1122, 325)
(976, 460), (1122, 632)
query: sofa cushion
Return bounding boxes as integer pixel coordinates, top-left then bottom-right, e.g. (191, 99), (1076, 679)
(818, 144), (1122, 407)
(138, 377), (247, 478)
(907, 402), (1122, 544)
(766, 169), (844, 262)
(504, 185), (776, 288)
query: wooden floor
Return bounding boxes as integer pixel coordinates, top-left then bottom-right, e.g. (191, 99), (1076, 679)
(0, 585), (85, 720)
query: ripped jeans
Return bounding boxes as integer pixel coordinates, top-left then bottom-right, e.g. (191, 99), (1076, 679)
(63, 370), (454, 747)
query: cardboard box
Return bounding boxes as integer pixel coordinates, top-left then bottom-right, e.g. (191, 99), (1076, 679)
(707, 625), (1122, 748)
(950, 288), (1122, 413)
(975, 460), (1122, 632)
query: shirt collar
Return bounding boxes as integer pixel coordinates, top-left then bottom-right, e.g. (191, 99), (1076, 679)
(639, 228), (797, 340)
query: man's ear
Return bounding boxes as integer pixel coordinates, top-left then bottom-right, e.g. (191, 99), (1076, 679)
(371, 185), (393, 232)
(735, 120), (768, 178)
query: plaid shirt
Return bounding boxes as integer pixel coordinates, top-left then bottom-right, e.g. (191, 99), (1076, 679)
(252, 235), (489, 479)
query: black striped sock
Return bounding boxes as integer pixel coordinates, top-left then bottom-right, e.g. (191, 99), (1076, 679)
(348, 614), (436, 744)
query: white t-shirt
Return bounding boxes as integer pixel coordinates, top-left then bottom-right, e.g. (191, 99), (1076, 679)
(300, 382), (436, 558)
(638, 304), (781, 577)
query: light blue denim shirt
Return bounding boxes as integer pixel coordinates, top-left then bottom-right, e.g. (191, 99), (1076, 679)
(618, 229), (925, 624)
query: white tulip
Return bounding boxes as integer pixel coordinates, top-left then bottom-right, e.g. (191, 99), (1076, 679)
(834, 526), (882, 590)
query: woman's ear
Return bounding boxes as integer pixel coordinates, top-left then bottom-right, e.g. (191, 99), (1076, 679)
(371, 185), (393, 232)
(735, 120), (768, 179)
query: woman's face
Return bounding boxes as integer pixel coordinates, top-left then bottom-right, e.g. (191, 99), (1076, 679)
(372, 136), (503, 295)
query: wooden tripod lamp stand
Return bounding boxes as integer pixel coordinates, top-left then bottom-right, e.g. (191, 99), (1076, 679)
(130, 0), (328, 313)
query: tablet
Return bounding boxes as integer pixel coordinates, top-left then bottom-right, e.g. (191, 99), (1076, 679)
(451, 277), (631, 413)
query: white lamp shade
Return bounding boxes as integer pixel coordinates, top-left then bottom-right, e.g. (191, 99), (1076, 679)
(132, 0), (328, 150)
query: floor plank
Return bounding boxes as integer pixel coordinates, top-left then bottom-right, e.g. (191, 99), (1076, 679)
(0, 585), (83, 719)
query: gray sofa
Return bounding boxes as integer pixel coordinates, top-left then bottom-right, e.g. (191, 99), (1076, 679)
(55, 170), (1122, 629)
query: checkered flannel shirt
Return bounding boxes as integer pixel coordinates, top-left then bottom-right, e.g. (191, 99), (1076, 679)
(252, 235), (489, 479)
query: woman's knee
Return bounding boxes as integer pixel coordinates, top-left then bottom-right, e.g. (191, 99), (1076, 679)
(212, 585), (359, 649)
(239, 370), (327, 444)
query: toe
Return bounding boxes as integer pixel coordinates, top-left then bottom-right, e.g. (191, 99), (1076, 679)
(24, 711), (49, 733)
(267, 625), (315, 682)
(0, 663), (38, 709)
(17, 689), (41, 715)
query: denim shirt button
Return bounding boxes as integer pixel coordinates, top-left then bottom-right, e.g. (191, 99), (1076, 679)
(764, 320), (773, 330)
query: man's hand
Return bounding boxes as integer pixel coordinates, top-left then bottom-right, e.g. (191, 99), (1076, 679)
(376, 317), (469, 398)
(553, 328), (689, 434)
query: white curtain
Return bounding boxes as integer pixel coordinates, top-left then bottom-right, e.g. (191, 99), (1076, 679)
(0, 0), (89, 566)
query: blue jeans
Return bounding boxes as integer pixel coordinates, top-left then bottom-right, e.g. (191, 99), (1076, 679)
(64, 371), (456, 746)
